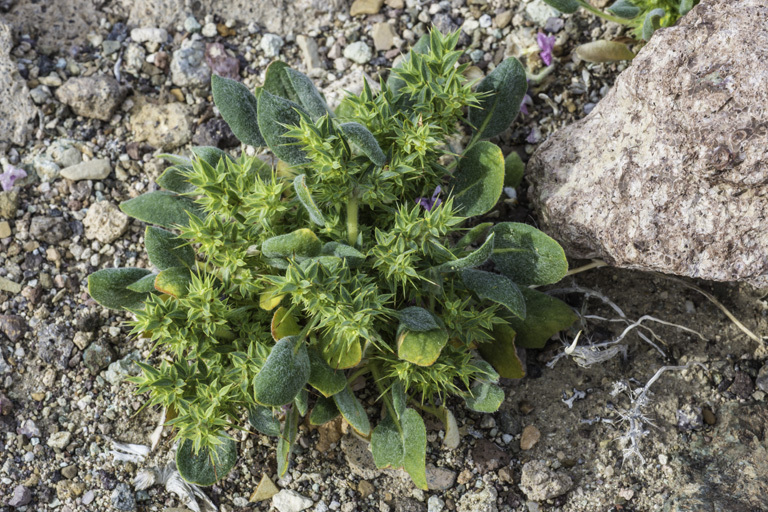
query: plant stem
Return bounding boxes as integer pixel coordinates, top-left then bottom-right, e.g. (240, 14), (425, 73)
(577, 0), (631, 24)
(347, 195), (359, 246)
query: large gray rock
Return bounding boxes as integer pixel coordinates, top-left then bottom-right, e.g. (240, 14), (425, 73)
(3, 0), (101, 53)
(0, 21), (36, 151)
(527, 0), (768, 286)
(55, 75), (127, 122)
(122, 0), (347, 35)
(130, 102), (193, 150)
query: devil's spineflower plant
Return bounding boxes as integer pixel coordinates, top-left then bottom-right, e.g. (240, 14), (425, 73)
(87, 29), (576, 487)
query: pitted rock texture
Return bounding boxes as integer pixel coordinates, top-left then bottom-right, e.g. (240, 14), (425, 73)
(526, 0), (768, 286)
(0, 21), (36, 150)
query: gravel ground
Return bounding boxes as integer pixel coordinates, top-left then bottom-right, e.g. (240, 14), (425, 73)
(2, 1), (768, 511)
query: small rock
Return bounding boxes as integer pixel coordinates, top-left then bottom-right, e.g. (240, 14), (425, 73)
(296, 35), (324, 72)
(525, 0), (559, 26)
(344, 41), (373, 64)
(48, 141), (82, 168)
(30, 85), (52, 104)
(103, 40), (122, 56)
(495, 10), (513, 29)
(111, 483), (136, 511)
(350, 0), (384, 16)
(427, 496), (445, 512)
(357, 480), (375, 499)
(131, 102), (193, 150)
(0, 315), (27, 342)
(61, 159), (111, 181)
(8, 485), (32, 507)
(37, 323), (74, 369)
(104, 352), (142, 386)
(130, 27), (168, 45)
(702, 408), (717, 425)
(250, 474), (279, 502)
(519, 460), (573, 501)
(756, 364), (768, 393)
(677, 404), (704, 431)
(272, 489), (313, 512)
(260, 33), (284, 58)
(426, 465), (457, 491)
(18, 418), (41, 437)
(83, 340), (115, 373)
(123, 43), (146, 75)
(33, 156), (61, 181)
(30, 216), (71, 244)
(341, 435), (380, 479)
(201, 22), (218, 38)
(170, 41), (211, 88)
(83, 201), (129, 244)
(457, 486), (498, 512)
(372, 22), (397, 51)
(0, 189), (20, 218)
(0, 220), (10, 238)
(728, 371), (755, 399)
(316, 416), (343, 452)
(472, 439), (509, 473)
(61, 465), (78, 480)
(55, 75), (126, 121)
(184, 16), (202, 33)
(205, 42), (240, 79)
(47, 431), (72, 450)
(520, 425), (541, 450)
(0, 276), (21, 294)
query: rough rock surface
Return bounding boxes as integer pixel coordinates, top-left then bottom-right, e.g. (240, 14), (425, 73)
(526, 0), (768, 286)
(3, 0), (101, 52)
(519, 460), (573, 501)
(123, 0), (348, 35)
(130, 102), (193, 150)
(55, 76), (127, 122)
(83, 201), (130, 244)
(0, 21), (36, 151)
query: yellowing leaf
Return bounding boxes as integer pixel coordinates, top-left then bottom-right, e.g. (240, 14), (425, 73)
(271, 307), (301, 341)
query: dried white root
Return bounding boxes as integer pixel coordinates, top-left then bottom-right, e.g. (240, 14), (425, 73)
(610, 363), (706, 466)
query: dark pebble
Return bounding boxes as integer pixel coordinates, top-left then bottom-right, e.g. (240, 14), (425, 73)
(728, 371), (754, 399)
(472, 438), (509, 473)
(0, 315), (28, 343)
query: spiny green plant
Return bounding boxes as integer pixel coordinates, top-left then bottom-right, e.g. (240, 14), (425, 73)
(88, 29), (576, 488)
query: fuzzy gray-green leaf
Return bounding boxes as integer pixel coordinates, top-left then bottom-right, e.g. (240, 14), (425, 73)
(541, 0), (579, 13)
(277, 405), (298, 477)
(294, 174), (326, 226)
(153, 266), (192, 298)
(308, 348), (347, 397)
(340, 122), (387, 166)
(120, 191), (202, 229)
(461, 269), (525, 320)
(263, 60), (299, 102)
(252, 336), (310, 406)
(504, 151), (525, 188)
(433, 232), (495, 272)
(320, 242), (366, 267)
(679, 0), (694, 15)
(370, 409), (427, 490)
(262, 228), (322, 260)
(125, 272), (158, 293)
(248, 405), (281, 436)
(490, 222), (568, 286)
(452, 141), (505, 216)
(642, 8), (666, 41)
(465, 382), (504, 413)
(88, 268), (152, 310)
(508, 287), (577, 349)
(607, 0), (641, 18)
(468, 58), (527, 139)
(145, 226), (196, 271)
(309, 396), (340, 425)
(191, 146), (235, 168)
(176, 436), (237, 486)
(156, 166), (196, 194)
(257, 89), (310, 166)
(398, 307), (440, 332)
(333, 385), (371, 436)
(285, 68), (331, 120)
(211, 74), (266, 147)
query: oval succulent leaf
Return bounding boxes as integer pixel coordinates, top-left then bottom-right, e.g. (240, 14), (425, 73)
(507, 287), (577, 349)
(271, 307), (301, 341)
(607, 0), (641, 18)
(433, 232), (495, 273)
(257, 89), (310, 166)
(320, 242), (366, 267)
(397, 307), (440, 332)
(294, 388), (309, 416)
(575, 40), (635, 63)
(120, 191), (202, 230)
(504, 151), (525, 189)
(332, 385), (371, 436)
(468, 58), (527, 139)
(464, 382), (505, 413)
(323, 339), (362, 370)
(248, 405), (281, 437)
(145, 226), (196, 271)
(262, 228), (322, 261)
(211, 74), (266, 147)
(679, 0), (694, 15)
(391, 381), (407, 419)
(452, 141), (505, 217)
(154, 267), (192, 298)
(309, 395), (341, 425)
(642, 8), (666, 41)
(371, 409), (427, 490)
(439, 406), (460, 449)
(455, 222), (493, 251)
(294, 174), (326, 226)
(176, 436), (237, 486)
(461, 269), (525, 320)
(277, 405), (299, 477)
(490, 222), (568, 286)
(397, 327), (449, 367)
(339, 122), (387, 166)
(88, 268), (152, 310)
(263, 60), (300, 102)
(478, 324), (525, 379)
(541, 0), (580, 13)
(253, 336), (311, 407)
(284, 68), (331, 120)
(125, 272), (158, 293)
(308, 348), (347, 397)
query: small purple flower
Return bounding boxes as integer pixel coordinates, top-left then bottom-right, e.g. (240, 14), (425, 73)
(520, 94), (533, 115)
(537, 32), (556, 66)
(0, 165), (27, 192)
(416, 186), (442, 211)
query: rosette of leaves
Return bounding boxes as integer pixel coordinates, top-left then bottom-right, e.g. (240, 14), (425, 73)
(544, 0), (699, 62)
(87, 29), (576, 488)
